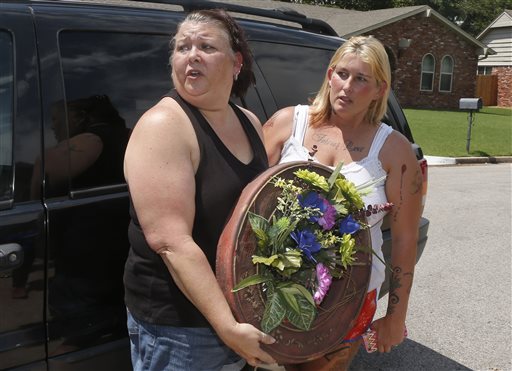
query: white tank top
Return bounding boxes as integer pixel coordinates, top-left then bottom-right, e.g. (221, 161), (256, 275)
(279, 105), (393, 293)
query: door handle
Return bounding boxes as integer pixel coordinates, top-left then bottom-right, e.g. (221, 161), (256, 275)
(0, 243), (23, 272)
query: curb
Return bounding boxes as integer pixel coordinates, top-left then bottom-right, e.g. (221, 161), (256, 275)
(425, 155), (512, 166)
(454, 156), (512, 164)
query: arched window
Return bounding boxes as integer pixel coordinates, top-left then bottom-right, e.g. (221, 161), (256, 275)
(439, 55), (454, 92)
(420, 54), (435, 91)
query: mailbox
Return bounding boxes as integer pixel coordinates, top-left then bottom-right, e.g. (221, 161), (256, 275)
(459, 97), (482, 110)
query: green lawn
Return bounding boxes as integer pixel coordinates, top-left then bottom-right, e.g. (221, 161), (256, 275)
(403, 107), (512, 157)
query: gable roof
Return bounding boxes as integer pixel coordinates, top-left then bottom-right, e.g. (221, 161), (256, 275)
(477, 10), (512, 39)
(216, 0), (494, 56)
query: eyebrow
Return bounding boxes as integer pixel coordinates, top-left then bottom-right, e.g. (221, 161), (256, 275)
(335, 68), (372, 79)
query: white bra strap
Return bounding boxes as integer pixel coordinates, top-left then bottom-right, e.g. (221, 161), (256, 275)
(368, 123), (393, 157)
(292, 105), (309, 144)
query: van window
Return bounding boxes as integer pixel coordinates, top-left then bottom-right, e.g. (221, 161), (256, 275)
(0, 31), (14, 202)
(250, 42), (334, 109)
(57, 31), (172, 192)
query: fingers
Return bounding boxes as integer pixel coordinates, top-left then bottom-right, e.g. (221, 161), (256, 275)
(259, 331), (276, 345)
(244, 332), (276, 366)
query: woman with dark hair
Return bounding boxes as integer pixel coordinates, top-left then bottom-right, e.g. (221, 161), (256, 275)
(123, 9), (275, 371)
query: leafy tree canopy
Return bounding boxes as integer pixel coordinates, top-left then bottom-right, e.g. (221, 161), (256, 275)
(282, 0), (512, 36)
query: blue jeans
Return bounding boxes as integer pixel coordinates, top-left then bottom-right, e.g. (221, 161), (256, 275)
(127, 310), (244, 371)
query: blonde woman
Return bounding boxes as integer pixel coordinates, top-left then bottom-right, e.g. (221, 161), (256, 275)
(263, 36), (422, 370)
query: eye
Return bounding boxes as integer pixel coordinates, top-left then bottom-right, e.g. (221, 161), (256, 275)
(200, 43), (215, 52)
(336, 70), (349, 79)
(176, 44), (190, 53)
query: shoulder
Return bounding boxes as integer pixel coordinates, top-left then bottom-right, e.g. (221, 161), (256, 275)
(126, 97), (198, 166)
(380, 128), (418, 171)
(131, 97), (195, 142)
(238, 105), (264, 138)
(262, 106), (298, 166)
(262, 106), (296, 138)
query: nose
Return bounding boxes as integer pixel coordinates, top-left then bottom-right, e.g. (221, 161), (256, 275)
(188, 46), (200, 63)
(343, 76), (354, 92)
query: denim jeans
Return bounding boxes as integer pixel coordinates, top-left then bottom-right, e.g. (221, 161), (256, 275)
(127, 310), (244, 371)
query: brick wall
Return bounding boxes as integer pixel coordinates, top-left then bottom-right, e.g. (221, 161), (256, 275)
(363, 15), (479, 109)
(493, 66), (512, 107)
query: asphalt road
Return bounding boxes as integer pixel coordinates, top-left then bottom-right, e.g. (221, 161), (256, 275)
(350, 163), (512, 371)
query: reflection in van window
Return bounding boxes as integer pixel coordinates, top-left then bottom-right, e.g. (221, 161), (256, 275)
(59, 31), (172, 130)
(54, 31), (172, 193)
(250, 42), (334, 109)
(0, 31), (14, 201)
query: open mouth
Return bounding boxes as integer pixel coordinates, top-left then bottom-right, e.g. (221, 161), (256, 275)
(186, 69), (202, 78)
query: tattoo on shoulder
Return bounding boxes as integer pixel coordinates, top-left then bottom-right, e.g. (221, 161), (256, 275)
(265, 110), (285, 128)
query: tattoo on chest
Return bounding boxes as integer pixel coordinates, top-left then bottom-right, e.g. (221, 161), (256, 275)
(311, 134), (365, 153)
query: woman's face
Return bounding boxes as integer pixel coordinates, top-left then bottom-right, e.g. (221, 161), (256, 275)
(171, 21), (241, 107)
(327, 53), (384, 121)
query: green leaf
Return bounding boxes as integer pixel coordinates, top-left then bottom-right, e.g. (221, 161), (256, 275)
(328, 161), (344, 190)
(232, 274), (269, 292)
(271, 250), (302, 276)
(289, 283), (315, 307)
(261, 291), (286, 333)
(252, 254), (279, 266)
(278, 287), (300, 315)
(285, 293), (317, 331)
(248, 212), (270, 250)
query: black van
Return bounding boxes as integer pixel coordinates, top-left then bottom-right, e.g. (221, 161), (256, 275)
(0, 1), (429, 369)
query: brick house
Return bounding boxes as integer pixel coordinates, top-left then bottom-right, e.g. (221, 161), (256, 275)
(477, 10), (512, 107)
(218, 1), (494, 109)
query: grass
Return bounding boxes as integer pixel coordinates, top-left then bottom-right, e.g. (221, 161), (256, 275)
(403, 107), (512, 157)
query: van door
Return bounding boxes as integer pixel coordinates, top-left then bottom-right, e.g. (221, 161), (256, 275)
(0, 4), (47, 370)
(31, 3), (181, 369)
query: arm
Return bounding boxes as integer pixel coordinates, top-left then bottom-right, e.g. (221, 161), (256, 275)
(262, 107), (295, 166)
(372, 132), (422, 352)
(124, 99), (275, 366)
(31, 133), (103, 198)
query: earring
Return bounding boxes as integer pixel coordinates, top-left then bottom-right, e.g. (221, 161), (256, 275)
(234, 64), (243, 81)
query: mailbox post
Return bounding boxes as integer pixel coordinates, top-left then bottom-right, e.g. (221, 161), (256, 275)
(459, 98), (482, 153)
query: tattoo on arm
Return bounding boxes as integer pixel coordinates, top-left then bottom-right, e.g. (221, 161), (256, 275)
(410, 169), (422, 195)
(392, 164), (406, 222)
(387, 266), (414, 315)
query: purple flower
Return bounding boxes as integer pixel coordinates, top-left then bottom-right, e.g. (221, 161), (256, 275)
(339, 215), (360, 235)
(298, 192), (337, 230)
(318, 200), (336, 230)
(313, 263), (333, 305)
(290, 229), (321, 263)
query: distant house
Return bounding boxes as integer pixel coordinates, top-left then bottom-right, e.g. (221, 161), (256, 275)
(219, 0), (494, 109)
(477, 10), (512, 107)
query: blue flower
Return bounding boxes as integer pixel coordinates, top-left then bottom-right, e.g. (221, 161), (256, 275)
(298, 192), (337, 230)
(339, 215), (360, 235)
(290, 229), (321, 263)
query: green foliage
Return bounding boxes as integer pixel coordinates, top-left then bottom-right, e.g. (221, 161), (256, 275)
(404, 107), (512, 157)
(236, 167), (373, 333)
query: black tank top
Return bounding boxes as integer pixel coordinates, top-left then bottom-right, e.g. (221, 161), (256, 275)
(124, 90), (268, 326)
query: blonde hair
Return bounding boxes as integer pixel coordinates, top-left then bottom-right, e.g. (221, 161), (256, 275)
(310, 35), (391, 127)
